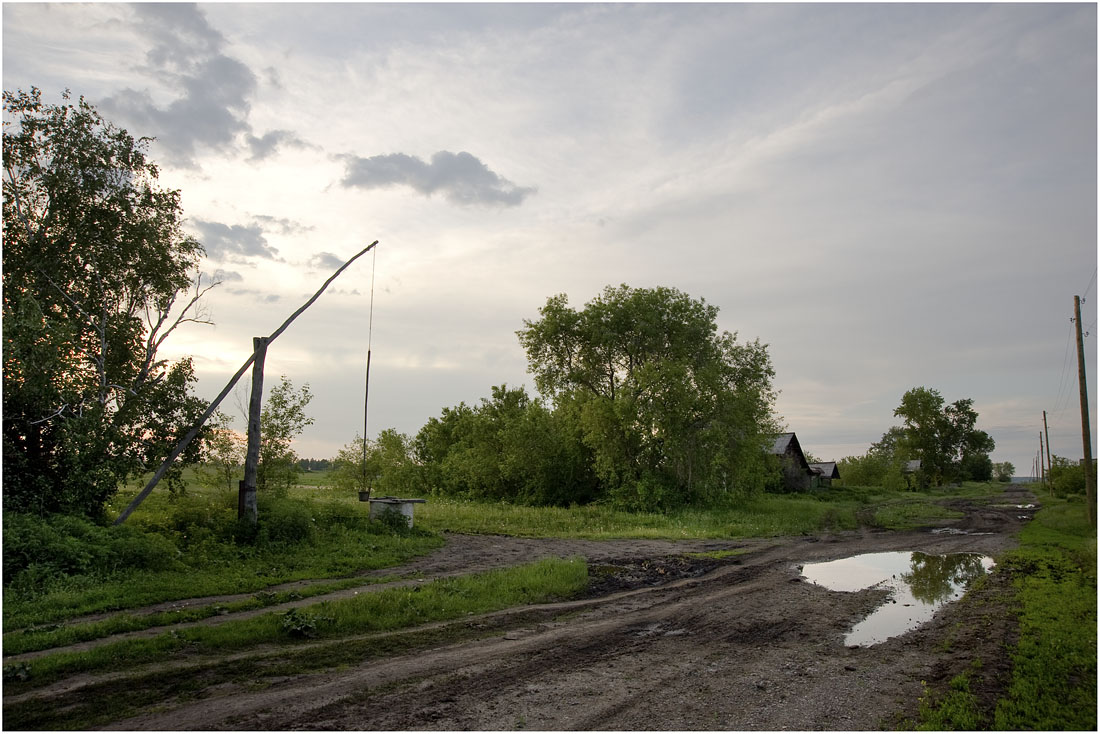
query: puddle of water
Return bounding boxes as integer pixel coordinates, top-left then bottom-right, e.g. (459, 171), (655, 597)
(800, 551), (994, 647)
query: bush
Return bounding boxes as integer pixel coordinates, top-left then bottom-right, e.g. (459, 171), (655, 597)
(3, 512), (182, 589)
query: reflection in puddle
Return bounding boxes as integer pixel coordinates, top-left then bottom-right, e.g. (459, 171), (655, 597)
(800, 551), (994, 647)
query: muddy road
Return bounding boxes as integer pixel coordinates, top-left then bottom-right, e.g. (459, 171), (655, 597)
(100, 486), (1032, 730)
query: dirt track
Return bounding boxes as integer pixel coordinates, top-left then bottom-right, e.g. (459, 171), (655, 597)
(85, 486), (1032, 730)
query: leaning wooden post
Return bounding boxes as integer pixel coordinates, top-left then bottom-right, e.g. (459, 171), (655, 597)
(238, 336), (268, 524)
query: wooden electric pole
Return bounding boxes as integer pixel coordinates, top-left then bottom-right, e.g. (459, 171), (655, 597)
(1039, 432), (1046, 488)
(1043, 410), (1053, 491)
(1073, 295), (1095, 526)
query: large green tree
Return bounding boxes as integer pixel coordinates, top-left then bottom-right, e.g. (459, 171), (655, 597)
(3, 88), (214, 517)
(517, 284), (778, 508)
(893, 387), (995, 486)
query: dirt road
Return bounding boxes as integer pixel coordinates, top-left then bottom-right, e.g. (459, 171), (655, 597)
(99, 486), (1031, 730)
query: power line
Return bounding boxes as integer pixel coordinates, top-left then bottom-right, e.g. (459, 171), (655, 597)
(1083, 267), (1097, 302)
(1051, 321), (1077, 420)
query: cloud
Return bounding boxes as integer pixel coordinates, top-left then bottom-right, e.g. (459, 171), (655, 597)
(340, 150), (536, 207)
(309, 252), (346, 270)
(97, 4), (303, 168)
(192, 220), (279, 261)
(208, 268), (244, 283)
(253, 215), (313, 236)
(246, 129), (314, 162)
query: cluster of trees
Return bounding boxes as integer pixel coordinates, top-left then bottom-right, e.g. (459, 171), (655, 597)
(333, 285), (782, 510)
(838, 387), (996, 489)
(3, 89), (214, 518)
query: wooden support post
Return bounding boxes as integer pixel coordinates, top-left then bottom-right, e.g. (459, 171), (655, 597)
(1074, 295), (1096, 525)
(238, 336), (267, 524)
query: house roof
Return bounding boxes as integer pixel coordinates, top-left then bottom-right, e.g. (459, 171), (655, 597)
(770, 433), (796, 455)
(769, 432), (811, 472)
(809, 462), (840, 479)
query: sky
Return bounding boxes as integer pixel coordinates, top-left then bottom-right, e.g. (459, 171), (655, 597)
(3, 2), (1097, 478)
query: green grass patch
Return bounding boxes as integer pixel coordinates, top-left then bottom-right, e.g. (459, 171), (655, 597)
(683, 549), (749, 561)
(992, 498), (1096, 730)
(871, 500), (964, 530)
(918, 669), (983, 730)
(414, 493), (863, 539)
(2, 576), (399, 656)
(4, 557), (588, 691)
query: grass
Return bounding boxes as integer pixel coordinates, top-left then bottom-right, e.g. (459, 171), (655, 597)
(5, 481), (442, 633)
(2, 576), (399, 656)
(413, 493), (866, 538)
(918, 668), (983, 730)
(4, 556), (588, 693)
(871, 500), (963, 530)
(992, 495), (1096, 730)
(912, 490), (1097, 731)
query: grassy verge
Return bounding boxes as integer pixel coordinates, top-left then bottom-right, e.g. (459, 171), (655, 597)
(915, 492), (1096, 730)
(992, 496), (1096, 730)
(3, 557), (588, 693)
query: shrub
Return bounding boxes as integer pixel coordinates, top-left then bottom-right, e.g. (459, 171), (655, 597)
(2, 512), (182, 589)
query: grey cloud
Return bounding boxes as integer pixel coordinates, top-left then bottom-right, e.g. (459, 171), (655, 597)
(192, 219), (279, 261)
(310, 252), (346, 270)
(99, 3), (299, 168)
(210, 268), (244, 283)
(341, 150), (536, 207)
(254, 214), (313, 236)
(246, 129), (314, 162)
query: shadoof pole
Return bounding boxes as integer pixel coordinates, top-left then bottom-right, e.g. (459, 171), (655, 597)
(1073, 295), (1096, 526)
(113, 241), (380, 526)
(361, 245), (377, 499)
(238, 336), (267, 524)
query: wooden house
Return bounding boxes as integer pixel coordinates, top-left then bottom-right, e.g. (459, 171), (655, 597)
(809, 462), (840, 488)
(769, 433), (814, 491)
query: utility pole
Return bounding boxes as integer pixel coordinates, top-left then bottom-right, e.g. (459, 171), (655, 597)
(1073, 295), (1095, 526)
(1043, 410), (1053, 490)
(1039, 432), (1046, 488)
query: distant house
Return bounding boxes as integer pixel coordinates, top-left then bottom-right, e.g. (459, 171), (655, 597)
(809, 462), (840, 488)
(769, 433), (814, 491)
(902, 459), (922, 489)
